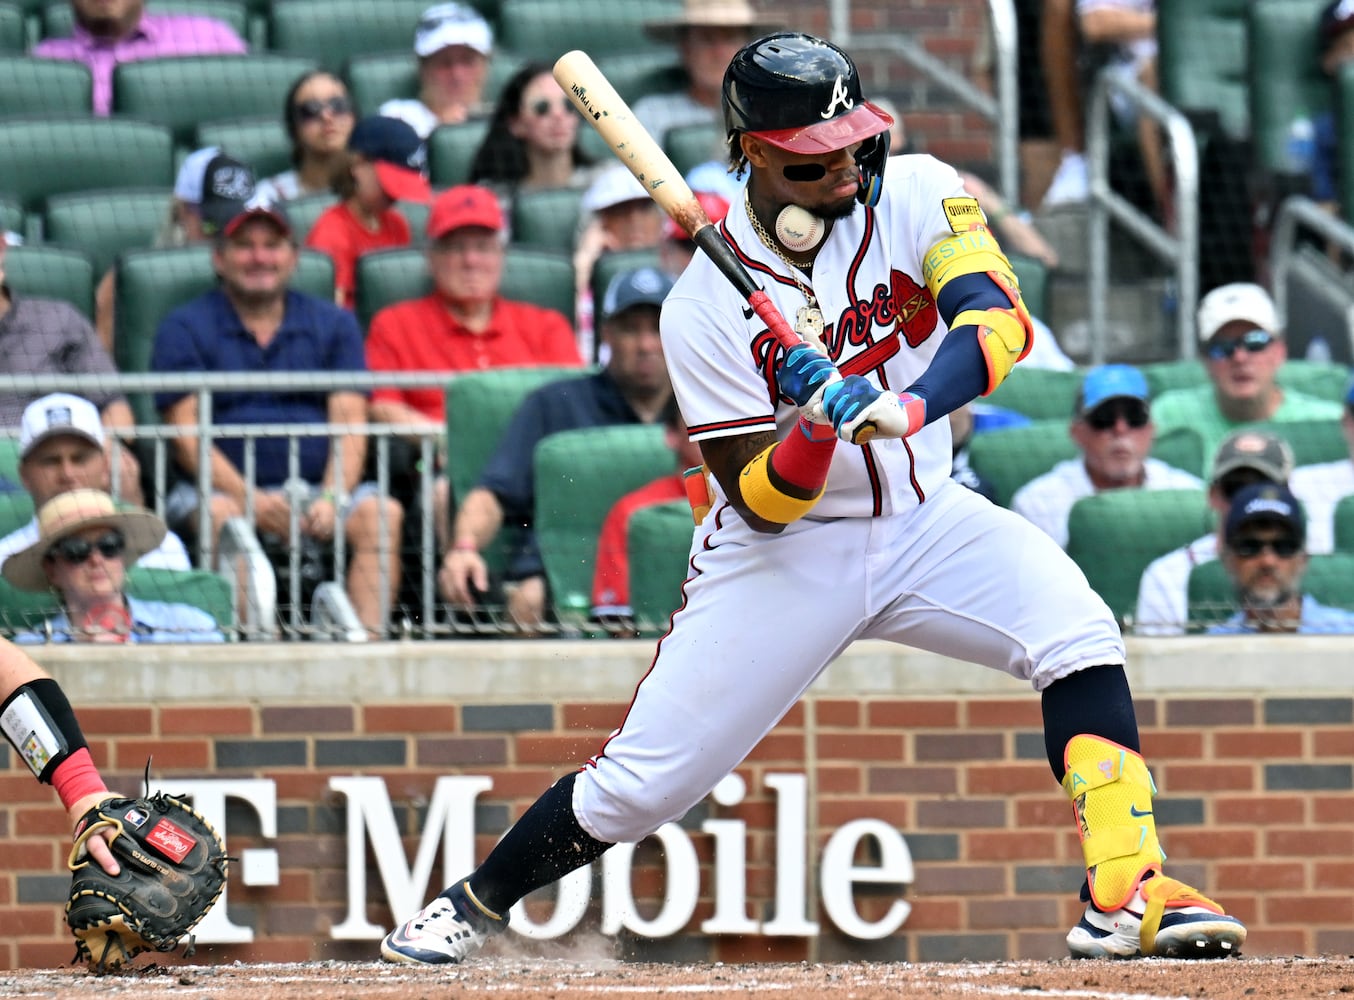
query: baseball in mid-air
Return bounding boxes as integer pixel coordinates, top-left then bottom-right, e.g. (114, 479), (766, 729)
(775, 204), (824, 252)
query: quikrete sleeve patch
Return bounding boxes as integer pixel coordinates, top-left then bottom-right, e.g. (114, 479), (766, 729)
(942, 197), (984, 233)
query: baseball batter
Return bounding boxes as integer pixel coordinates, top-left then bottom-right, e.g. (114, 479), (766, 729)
(383, 33), (1245, 964)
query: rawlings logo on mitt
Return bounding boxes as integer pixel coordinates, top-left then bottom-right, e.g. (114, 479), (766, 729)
(65, 792), (228, 972)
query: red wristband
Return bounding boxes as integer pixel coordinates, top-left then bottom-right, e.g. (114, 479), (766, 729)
(51, 748), (108, 812)
(770, 417), (837, 492)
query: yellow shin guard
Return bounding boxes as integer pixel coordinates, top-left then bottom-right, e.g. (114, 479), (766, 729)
(1062, 734), (1165, 912)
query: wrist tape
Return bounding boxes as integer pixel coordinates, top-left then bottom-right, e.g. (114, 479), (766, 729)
(0, 678), (88, 784)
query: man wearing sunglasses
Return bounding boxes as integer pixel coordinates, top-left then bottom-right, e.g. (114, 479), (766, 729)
(1134, 429), (1296, 636)
(1150, 282), (1342, 473)
(1012, 364), (1202, 548)
(1207, 483), (1354, 634)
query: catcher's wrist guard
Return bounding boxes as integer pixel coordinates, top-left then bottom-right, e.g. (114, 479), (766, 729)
(0, 679), (87, 783)
(66, 790), (228, 973)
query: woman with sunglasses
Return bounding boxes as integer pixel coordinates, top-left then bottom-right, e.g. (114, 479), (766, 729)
(468, 62), (595, 207)
(3, 490), (223, 645)
(257, 71), (358, 203)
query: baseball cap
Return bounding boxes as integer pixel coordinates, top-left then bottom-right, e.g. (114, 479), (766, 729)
(1224, 482), (1305, 546)
(582, 164), (649, 214)
(19, 393), (104, 459)
(176, 148), (258, 235)
(1074, 364), (1150, 416)
(348, 116), (433, 204)
(1319, 0), (1354, 55)
(427, 184), (504, 240)
(1210, 428), (1295, 485)
(1196, 282), (1280, 343)
(219, 190), (293, 240)
(414, 2), (493, 58)
(600, 266), (674, 322)
(663, 190), (730, 241)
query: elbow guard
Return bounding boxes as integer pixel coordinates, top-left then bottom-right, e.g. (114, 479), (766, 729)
(923, 225), (1035, 394)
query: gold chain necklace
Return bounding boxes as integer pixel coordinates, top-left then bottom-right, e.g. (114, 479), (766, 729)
(743, 190), (825, 343)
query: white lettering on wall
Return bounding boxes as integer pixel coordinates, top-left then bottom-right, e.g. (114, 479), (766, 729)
(819, 819), (914, 939)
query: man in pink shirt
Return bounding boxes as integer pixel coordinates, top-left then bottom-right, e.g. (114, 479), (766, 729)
(33, 0), (247, 116)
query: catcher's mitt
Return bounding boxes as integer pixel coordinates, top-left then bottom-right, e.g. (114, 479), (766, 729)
(65, 792), (228, 972)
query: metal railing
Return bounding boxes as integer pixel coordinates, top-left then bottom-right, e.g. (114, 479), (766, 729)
(1270, 195), (1354, 342)
(1086, 68), (1200, 363)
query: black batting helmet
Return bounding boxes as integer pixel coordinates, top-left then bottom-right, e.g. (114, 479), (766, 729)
(722, 32), (893, 204)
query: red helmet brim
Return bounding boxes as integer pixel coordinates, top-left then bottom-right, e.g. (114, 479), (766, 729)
(748, 101), (894, 155)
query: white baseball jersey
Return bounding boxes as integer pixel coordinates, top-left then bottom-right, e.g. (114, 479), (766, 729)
(662, 153), (966, 520)
(1289, 459), (1353, 557)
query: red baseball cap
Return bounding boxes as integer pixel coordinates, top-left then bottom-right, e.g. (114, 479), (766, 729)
(427, 185), (504, 239)
(663, 190), (730, 241)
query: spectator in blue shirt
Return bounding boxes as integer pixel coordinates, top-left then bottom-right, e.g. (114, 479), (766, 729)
(151, 196), (403, 637)
(1208, 482), (1354, 634)
(440, 266), (675, 634)
(3, 489), (222, 644)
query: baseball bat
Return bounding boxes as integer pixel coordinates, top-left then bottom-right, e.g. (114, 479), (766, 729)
(552, 49), (799, 350)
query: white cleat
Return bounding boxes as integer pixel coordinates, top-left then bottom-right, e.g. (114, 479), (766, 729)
(380, 880), (507, 965)
(1067, 875), (1246, 959)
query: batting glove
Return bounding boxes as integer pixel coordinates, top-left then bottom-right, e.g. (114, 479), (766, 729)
(776, 343), (841, 423)
(822, 379), (927, 445)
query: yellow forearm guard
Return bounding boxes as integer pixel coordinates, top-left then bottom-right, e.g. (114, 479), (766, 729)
(923, 226), (1035, 394)
(739, 443), (825, 524)
(1062, 734), (1165, 912)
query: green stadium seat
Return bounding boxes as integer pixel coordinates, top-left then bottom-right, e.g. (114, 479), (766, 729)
(511, 187), (584, 254)
(1342, 62), (1354, 224)
(281, 191), (338, 243)
(43, 0), (249, 39)
(196, 116), (294, 181)
(1280, 360), (1350, 404)
(534, 423), (671, 627)
(1151, 427), (1206, 480)
(0, 438), (20, 485)
(444, 365), (585, 580)
(0, 3), (25, 51)
(1008, 252), (1049, 321)
(596, 49), (686, 106)
(344, 52), (417, 117)
(268, 0), (428, 74)
(0, 196), (22, 237)
(112, 54), (318, 146)
(1334, 493), (1354, 552)
(428, 120), (491, 188)
(1158, 0), (1251, 141)
(1142, 358), (1208, 398)
(496, 0), (679, 61)
(0, 490), (32, 535)
(626, 499), (693, 634)
(354, 247), (425, 333)
(2, 244), (95, 320)
(1269, 418), (1348, 467)
(44, 188), (169, 276)
(0, 55), (91, 116)
(0, 574), (58, 636)
(590, 248), (661, 327)
(1248, 0), (1330, 176)
(1188, 551), (1354, 629)
(967, 419), (1074, 508)
(982, 365), (1082, 421)
(125, 566), (234, 629)
(1066, 488), (1212, 623)
(0, 118), (174, 218)
(399, 199), (430, 247)
(114, 245), (334, 423)
(663, 120), (724, 178)
(502, 247), (575, 323)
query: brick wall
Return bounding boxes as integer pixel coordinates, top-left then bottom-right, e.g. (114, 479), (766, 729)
(2, 637), (1349, 970)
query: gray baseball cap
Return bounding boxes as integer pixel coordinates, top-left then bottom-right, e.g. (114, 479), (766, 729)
(1210, 429), (1295, 485)
(600, 266), (674, 322)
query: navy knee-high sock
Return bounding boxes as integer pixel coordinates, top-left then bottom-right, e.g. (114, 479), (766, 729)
(460, 771), (612, 915)
(1041, 664), (1140, 782)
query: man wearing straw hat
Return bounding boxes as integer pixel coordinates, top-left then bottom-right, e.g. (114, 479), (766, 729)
(632, 0), (777, 147)
(4, 489), (222, 644)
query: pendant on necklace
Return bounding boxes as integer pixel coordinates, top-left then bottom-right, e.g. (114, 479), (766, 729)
(795, 304), (825, 344)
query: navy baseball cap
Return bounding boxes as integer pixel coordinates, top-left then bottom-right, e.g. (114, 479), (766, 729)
(1224, 482), (1306, 545)
(348, 116), (432, 203)
(600, 266), (674, 322)
(1075, 364), (1149, 416)
(1320, 0), (1354, 55)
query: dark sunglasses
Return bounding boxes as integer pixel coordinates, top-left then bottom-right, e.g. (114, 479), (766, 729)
(1084, 400), (1150, 431)
(45, 531), (126, 566)
(295, 96), (353, 122)
(527, 97), (573, 118)
(1206, 329), (1275, 361)
(1231, 536), (1301, 559)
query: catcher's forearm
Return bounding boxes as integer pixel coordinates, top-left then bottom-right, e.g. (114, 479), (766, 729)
(0, 678), (102, 796)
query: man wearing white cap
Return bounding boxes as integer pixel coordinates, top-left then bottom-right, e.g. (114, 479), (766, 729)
(0, 394), (189, 573)
(379, 2), (494, 138)
(633, 0), (777, 148)
(1150, 282), (1342, 474)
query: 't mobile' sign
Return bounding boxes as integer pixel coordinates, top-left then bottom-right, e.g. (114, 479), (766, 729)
(161, 773), (914, 944)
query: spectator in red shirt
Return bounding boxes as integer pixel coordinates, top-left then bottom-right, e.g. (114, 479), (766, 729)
(367, 183), (583, 552)
(305, 116), (433, 309)
(591, 399), (702, 634)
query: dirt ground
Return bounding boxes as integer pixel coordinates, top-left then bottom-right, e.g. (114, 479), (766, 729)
(0, 956), (1350, 999)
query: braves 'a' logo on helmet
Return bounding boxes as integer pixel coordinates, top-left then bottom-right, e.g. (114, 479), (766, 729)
(820, 75), (855, 120)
